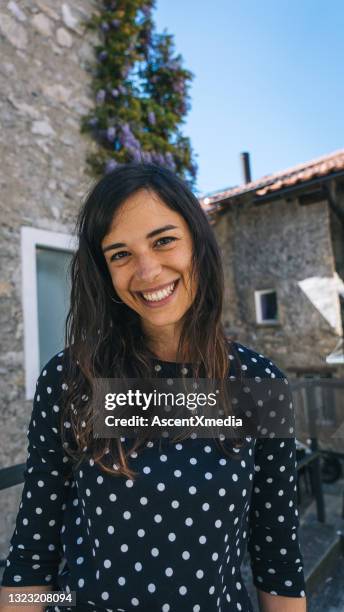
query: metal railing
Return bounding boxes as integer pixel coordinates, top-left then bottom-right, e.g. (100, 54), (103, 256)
(0, 464), (26, 492)
(291, 377), (344, 523)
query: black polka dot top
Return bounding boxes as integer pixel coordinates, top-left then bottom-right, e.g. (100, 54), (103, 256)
(1, 341), (306, 611)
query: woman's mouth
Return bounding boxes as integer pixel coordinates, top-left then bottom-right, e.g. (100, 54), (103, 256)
(137, 279), (180, 307)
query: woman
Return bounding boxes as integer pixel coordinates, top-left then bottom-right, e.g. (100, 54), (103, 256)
(1, 163), (306, 612)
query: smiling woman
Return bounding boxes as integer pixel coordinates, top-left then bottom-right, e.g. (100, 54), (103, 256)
(1, 163), (307, 612)
(69, 162), (231, 389)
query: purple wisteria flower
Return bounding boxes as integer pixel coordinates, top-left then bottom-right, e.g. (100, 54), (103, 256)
(111, 88), (119, 97)
(130, 148), (143, 162)
(141, 150), (152, 163)
(105, 158), (118, 173)
(100, 21), (110, 32)
(172, 79), (185, 94)
(151, 151), (165, 166)
(88, 116), (99, 127)
(111, 19), (120, 28)
(96, 89), (106, 104)
(128, 39), (137, 52)
(165, 152), (176, 171)
(122, 124), (140, 145)
(106, 126), (116, 142)
(119, 124), (142, 160)
(98, 50), (108, 61)
(147, 110), (156, 125)
(141, 5), (152, 18)
(118, 84), (127, 95)
(121, 65), (130, 78)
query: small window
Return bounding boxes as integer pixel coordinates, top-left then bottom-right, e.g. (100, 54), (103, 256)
(255, 289), (278, 324)
(21, 227), (77, 399)
(36, 247), (72, 371)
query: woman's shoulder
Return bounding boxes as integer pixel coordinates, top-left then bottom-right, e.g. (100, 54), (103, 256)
(35, 347), (74, 396)
(229, 339), (288, 381)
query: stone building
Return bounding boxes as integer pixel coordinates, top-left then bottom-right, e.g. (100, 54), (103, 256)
(0, 0), (98, 560)
(201, 150), (344, 379)
(201, 151), (344, 450)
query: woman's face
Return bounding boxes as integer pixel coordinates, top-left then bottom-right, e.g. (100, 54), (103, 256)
(101, 188), (197, 334)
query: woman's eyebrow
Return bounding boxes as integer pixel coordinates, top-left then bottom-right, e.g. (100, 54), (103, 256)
(102, 224), (179, 253)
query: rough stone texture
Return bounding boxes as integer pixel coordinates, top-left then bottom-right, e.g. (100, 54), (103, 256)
(0, 0), (99, 560)
(56, 26), (73, 47)
(214, 189), (344, 377)
(7, 1), (27, 22)
(31, 12), (53, 36)
(0, 12), (28, 49)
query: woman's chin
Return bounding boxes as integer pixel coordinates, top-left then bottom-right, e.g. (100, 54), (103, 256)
(140, 309), (185, 329)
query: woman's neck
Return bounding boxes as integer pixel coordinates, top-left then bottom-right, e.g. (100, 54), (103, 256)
(142, 322), (182, 362)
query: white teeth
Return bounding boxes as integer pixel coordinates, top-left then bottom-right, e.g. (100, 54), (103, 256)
(142, 281), (176, 302)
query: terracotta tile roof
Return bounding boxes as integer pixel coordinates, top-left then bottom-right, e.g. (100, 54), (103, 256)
(200, 149), (344, 212)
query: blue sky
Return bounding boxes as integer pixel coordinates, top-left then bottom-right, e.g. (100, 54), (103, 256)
(154, 0), (344, 196)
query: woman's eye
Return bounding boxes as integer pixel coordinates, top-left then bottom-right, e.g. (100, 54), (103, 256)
(110, 251), (129, 262)
(155, 236), (177, 247)
(109, 237), (177, 262)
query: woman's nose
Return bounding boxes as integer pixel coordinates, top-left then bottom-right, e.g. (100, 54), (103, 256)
(134, 254), (162, 283)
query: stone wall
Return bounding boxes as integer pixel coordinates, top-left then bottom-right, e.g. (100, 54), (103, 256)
(214, 193), (343, 375)
(0, 0), (98, 559)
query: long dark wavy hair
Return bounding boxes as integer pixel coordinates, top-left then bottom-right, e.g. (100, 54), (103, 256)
(60, 162), (244, 479)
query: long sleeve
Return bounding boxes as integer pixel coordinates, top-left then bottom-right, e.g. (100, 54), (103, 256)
(1, 351), (74, 588)
(247, 361), (306, 598)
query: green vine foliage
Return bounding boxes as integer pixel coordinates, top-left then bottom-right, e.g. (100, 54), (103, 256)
(81, 0), (198, 187)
